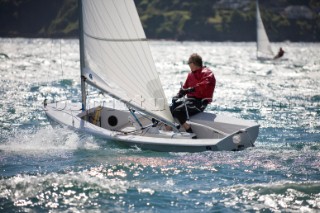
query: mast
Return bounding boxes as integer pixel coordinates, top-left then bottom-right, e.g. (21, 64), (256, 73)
(78, 0), (86, 111)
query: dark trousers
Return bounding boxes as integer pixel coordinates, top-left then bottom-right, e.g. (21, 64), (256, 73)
(170, 97), (207, 125)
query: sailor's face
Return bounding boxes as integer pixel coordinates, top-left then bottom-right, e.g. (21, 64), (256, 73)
(188, 61), (196, 71)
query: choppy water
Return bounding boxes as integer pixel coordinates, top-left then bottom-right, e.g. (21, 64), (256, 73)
(0, 38), (319, 212)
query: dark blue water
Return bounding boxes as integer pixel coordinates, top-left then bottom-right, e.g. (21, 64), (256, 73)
(0, 39), (319, 212)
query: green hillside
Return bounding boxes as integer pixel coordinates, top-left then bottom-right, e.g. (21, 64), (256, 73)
(0, 0), (319, 41)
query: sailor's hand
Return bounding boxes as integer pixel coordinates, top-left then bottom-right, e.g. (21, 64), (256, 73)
(178, 88), (185, 97)
(178, 87), (195, 97)
(202, 99), (209, 105)
(172, 95), (180, 103)
(179, 87), (195, 95)
(185, 87), (195, 93)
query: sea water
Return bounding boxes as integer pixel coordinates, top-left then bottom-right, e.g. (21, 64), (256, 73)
(0, 38), (319, 212)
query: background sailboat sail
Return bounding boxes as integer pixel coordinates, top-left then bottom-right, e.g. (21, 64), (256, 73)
(256, 0), (274, 58)
(81, 0), (174, 123)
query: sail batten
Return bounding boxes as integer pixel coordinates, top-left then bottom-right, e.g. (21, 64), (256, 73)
(81, 0), (174, 123)
(84, 32), (147, 42)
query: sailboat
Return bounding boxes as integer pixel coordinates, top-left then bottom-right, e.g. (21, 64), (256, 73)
(44, 0), (260, 152)
(256, 0), (274, 60)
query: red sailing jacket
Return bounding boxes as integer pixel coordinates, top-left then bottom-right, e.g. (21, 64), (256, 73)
(183, 67), (216, 103)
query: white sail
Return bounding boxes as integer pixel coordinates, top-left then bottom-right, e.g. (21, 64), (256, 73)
(256, 0), (274, 57)
(81, 0), (174, 123)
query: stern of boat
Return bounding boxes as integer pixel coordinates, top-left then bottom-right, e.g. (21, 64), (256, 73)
(213, 124), (259, 151)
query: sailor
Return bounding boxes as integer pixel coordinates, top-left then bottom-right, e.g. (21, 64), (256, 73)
(170, 53), (216, 136)
(274, 47), (285, 59)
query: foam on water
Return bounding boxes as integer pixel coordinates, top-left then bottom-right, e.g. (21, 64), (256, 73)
(0, 127), (100, 156)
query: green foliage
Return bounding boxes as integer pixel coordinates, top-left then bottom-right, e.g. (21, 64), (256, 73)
(0, 0), (319, 41)
(157, 11), (190, 38)
(47, 0), (78, 36)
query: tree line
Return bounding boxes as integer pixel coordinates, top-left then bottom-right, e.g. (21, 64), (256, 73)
(0, 0), (319, 41)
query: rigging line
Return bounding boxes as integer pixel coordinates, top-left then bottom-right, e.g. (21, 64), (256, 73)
(46, 39), (54, 87)
(128, 107), (143, 128)
(59, 39), (64, 78)
(42, 40), (53, 98)
(85, 2), (150, 97)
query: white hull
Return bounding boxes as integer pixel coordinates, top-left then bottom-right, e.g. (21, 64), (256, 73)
(44, 102), (259, 152)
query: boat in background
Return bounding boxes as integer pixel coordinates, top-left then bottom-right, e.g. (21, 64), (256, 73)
(256, 0), (275, 60)
(44, 0), (260, 152)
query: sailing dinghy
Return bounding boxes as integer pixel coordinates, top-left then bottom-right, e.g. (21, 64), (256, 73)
(44, 0), (260, 152)
(256, 0), (274, 60)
